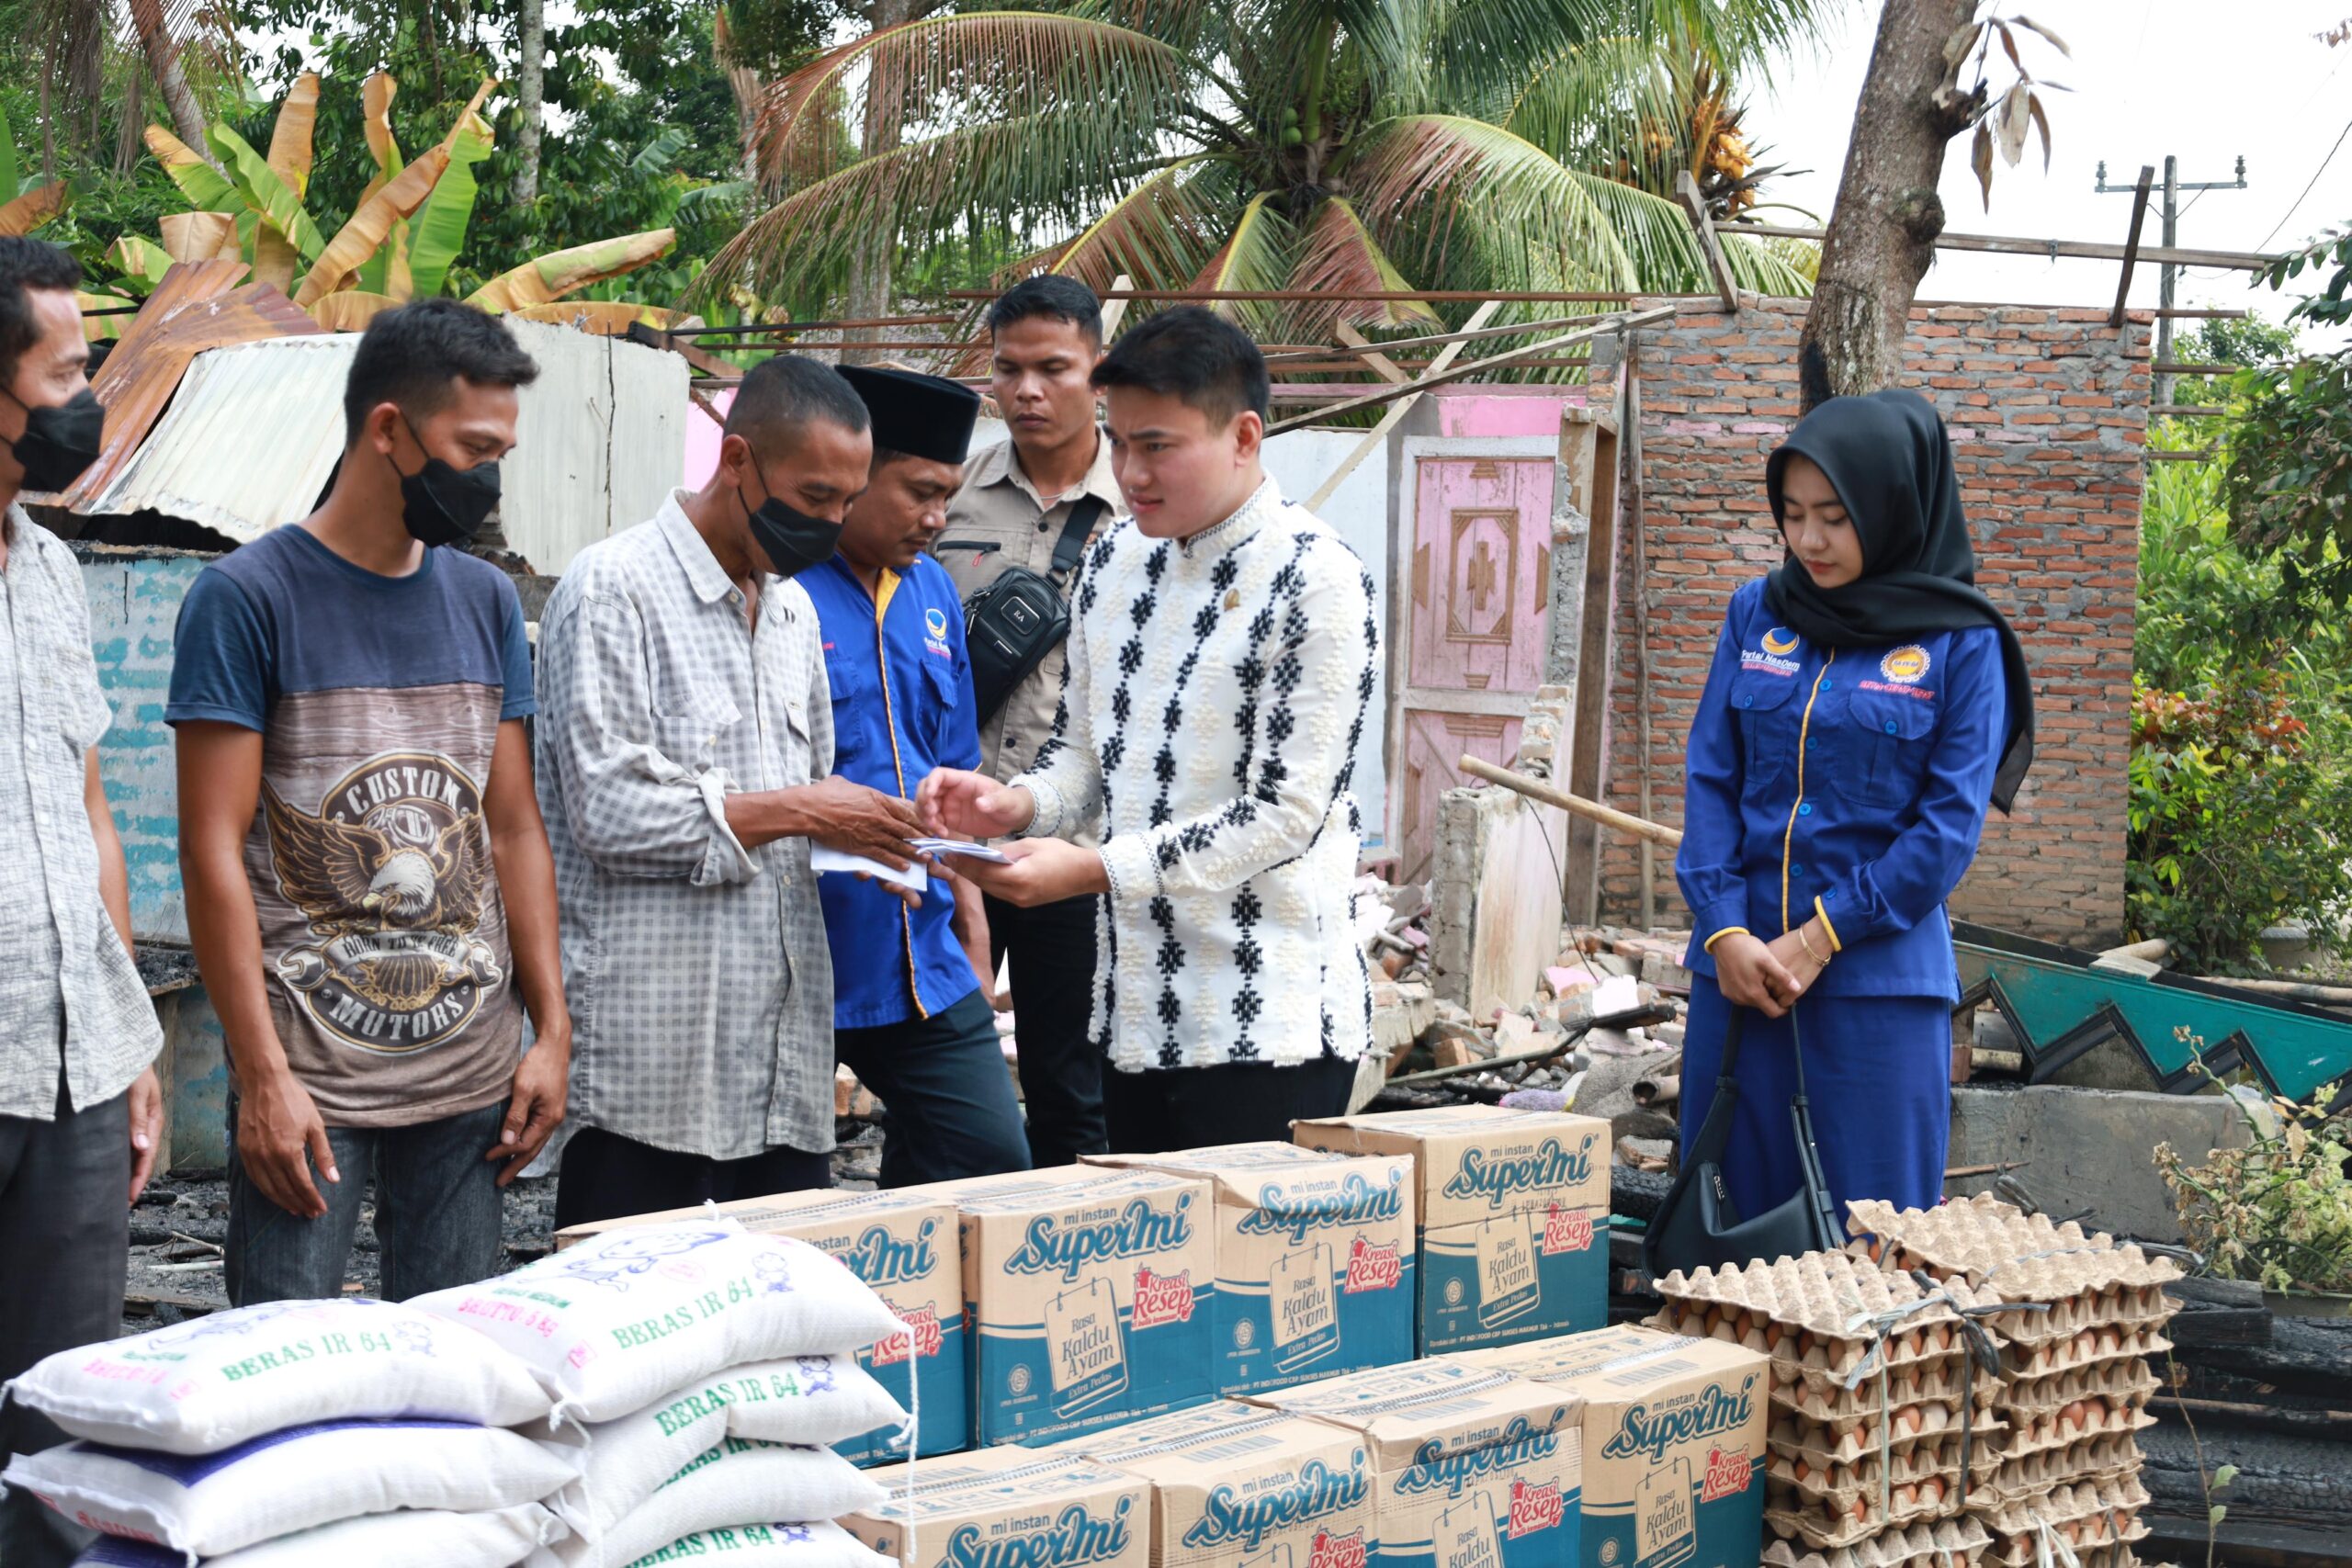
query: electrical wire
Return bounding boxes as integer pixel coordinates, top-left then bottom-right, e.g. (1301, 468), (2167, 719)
(2260, 110), (2352, 251)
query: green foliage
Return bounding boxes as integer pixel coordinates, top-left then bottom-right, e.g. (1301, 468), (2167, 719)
(2158, 1052), (2352, 1293)
(2132, 434), (2352, 969)
(2218, 223), (2352, 630)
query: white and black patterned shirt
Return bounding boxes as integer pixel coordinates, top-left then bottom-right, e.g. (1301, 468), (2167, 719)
(1011, 477), (1376, 1072)
(0, 507), (160, 1118)
(534, 493), (837, 1159)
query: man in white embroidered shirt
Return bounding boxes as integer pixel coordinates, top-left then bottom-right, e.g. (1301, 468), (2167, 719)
(919, 307), (1377, 1151)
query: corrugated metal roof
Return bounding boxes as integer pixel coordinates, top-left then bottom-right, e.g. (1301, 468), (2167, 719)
(70, 317), (689, 570)
(82, 334), (355, 544)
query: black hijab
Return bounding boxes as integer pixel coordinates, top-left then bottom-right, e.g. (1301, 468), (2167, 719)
(1762, 389), (2035, 813)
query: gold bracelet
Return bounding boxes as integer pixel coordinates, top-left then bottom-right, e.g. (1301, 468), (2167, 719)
(1797, 926), (1829, 967)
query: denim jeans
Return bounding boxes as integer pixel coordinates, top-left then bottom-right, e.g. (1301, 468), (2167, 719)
(835, 987), (1031, 1187)
(225, 1098), (506, 1305)
(0, 1070), (129, 1568)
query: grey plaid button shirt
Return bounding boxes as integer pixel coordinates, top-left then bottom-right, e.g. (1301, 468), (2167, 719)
(534, 492), (836, 1159)
(0, 507), (161, 1119)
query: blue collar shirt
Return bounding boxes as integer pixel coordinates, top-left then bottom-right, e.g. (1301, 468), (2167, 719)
(802, 552), (986, 1028)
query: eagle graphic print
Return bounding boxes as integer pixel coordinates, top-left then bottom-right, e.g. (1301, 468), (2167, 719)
(264, 751), (505, 1054)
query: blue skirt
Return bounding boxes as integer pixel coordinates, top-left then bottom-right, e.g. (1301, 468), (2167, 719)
(1677, 974), (1953, 1227)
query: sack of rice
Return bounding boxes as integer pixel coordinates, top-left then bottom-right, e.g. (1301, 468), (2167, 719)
(543, 1357), (901, 1539)
(6, 1298), (548, 1454)
(534, 1437), (884, 1568)
(70, 1501), (564, 1567)
(410, 1222), (904, 1424)
(4, 1418), (577, 1561)
(607, 1520), (891, 1568)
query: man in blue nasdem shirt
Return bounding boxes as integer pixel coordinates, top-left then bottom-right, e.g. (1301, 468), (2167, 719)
(802, 367), (1029, 1185)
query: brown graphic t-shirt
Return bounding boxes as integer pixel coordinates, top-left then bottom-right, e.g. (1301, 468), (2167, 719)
(167, 525), (537, 1127)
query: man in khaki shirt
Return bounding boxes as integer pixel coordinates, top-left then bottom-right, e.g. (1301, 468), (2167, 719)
(934, 276), (1119, 1165)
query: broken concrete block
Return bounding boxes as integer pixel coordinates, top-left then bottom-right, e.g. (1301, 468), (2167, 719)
(1542, 965), (1597, 998)
(834, 1065), (880, 1121)
(1492, 1012), (1539, 1055)
(1432, 1036), (1489, 1071)
(1639, 952), (1693, 990)
(1586, 952), (1635, 978)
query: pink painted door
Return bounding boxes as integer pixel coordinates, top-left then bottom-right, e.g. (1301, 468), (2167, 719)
(1395, 454), (1555, 883)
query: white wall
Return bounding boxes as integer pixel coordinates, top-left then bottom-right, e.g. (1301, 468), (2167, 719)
(966, 419), (1396, 849)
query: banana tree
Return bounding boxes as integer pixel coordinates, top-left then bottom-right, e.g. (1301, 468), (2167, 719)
(708, 0), (1827, 343)
(0, 104), (69, 239)
(109, 71), (677, 331)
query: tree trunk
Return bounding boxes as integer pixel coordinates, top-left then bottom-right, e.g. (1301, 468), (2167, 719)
(842, 0), (917, 360)
(1796, 0), (1982, 412)
(514, 0), (545, 216)
(124, 0), (212, 162)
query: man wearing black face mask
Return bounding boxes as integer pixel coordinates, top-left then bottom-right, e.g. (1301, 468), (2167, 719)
(168, 299), (572, 1307)
(0, 236), (167, 1568)
(533, 355), (930, 1225)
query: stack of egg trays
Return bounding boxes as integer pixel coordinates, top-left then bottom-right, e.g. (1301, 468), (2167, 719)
(1973, 1477), (2154, 1568)
(1760, 1517), (1992, 1568)
(1650, 1250), (2004, 1550)
(1845, 1195), (2182, 1504)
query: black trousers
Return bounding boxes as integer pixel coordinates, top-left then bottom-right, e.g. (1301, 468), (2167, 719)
(554, 1127), (832, 1231)
(1102, 1055), (1359, 1154)
(0, 1070), (130, 1568)
(835, 989), (1031, 1188)
(985, 892), (1108, 1167)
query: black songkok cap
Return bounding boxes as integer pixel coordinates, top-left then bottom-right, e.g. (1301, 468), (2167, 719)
(837, 365), (981, 465)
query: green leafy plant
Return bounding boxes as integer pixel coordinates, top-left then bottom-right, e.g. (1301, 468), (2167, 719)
(2157, 1036), (2352, 1294)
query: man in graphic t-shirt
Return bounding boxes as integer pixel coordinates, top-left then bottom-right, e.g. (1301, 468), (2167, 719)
(168, 300), (571, 1304)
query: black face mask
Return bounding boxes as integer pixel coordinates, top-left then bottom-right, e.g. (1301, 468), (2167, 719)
(390, 414), (502, 547)
(740, 469), (839, 581)
(5, 387), (104, 493)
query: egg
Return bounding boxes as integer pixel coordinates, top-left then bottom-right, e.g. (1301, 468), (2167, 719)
(1849, 1496), (1870, 1524)
(2059, 1400), (2086, 1435)
(1895, 1405), (1924, 1438)
(1920, 1403), (1950, 1434)
(2075, 1329), (2098, 1362)
(2097, 1328), (2121, 1358)
(1792, 1458), (1811, 1483)
(1894, 1483), (1918, 1510)
(1929, 1323), (1953, 1352)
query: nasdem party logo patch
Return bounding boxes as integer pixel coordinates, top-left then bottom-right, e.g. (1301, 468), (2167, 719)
(1760, 626), (1800, 656)
(925, 605), (949, 639)
(1880, 645), (1931, 684)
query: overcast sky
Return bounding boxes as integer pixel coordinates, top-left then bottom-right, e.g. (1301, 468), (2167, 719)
(1750, 1), (2352, 346)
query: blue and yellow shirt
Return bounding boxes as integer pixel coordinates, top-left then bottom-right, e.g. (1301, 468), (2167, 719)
(1675, 578), (2007, 1000)
(802, 553), (984, 1028)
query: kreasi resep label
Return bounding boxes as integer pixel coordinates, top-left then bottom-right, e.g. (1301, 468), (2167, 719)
(1086, 1143), (1415, 1396)
(1446, 1327), (1766, 1568)
(1245, 1358), (1579, 1568)
(548, 1186), (966, 1465)
(1295, 1107), (1611, 1355)
(941, 1168), (1216, 1446)
(841, 1445), (1151, 1568)
(1054, 1400), (1377, 1568)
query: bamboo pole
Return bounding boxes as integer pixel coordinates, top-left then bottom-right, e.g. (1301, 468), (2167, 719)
(1458, 755), (1684, 849)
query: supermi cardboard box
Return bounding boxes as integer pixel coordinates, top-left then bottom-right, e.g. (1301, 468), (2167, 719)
(842, 1441), (1151, 1568)
(1295, 1106), (1611, 1354)
(550, 1186), (963, 1465)
(1049, 1398), (1376, 1568)
(1447, 1327), (1767, 1568)
(1086, 1143), (1415, 1396)
(923, 1167), (1216, 1448)
(1244, 1359), (1581, 1568)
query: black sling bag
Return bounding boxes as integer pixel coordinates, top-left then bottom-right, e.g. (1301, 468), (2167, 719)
(960, 496), (1106, 724)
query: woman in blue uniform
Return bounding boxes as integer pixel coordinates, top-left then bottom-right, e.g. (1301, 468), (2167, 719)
(1675, 389), (2034, 1219)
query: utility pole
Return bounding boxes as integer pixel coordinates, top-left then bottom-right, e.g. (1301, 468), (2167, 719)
(2097, 154), (2246, 408)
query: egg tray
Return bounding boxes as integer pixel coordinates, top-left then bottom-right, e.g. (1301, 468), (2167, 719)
(1767, 1431), (1998, 1508)
(2001, 1325), (2172, 1381)
(1766, 1483), (1967, 1551)
(1656, 1249), (1999, 1343)
(1771, 1402), (1989, 1467)
(1847, 1195), (2184, 1304)
(1760, 1515), (1992, 1568)
(1997, 1403), (2157, 1466)
(1974, 1477), (2152, 1568)
(1774, 1365), (1996, 1427)
(1999, 1359), (2160, 1418)
(1983, 1430), (2146, 1505)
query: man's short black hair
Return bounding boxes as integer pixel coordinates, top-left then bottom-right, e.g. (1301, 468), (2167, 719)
(342, 298), (540, 444)
(988, 276), (1102, 346)
(0, 236), (85, 391)
(1090, 305), (1268, 426)
(724, 354), (870, 458)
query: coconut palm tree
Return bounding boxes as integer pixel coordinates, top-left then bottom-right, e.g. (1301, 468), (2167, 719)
(706, 0), (1826, 337)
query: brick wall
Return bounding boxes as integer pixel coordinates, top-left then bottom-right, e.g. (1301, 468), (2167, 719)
(1593, 298), (2149, 945)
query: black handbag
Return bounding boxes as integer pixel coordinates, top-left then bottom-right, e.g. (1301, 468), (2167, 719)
(960, 496), (1107, 723)
(1642, 1003), (1844, 1278)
